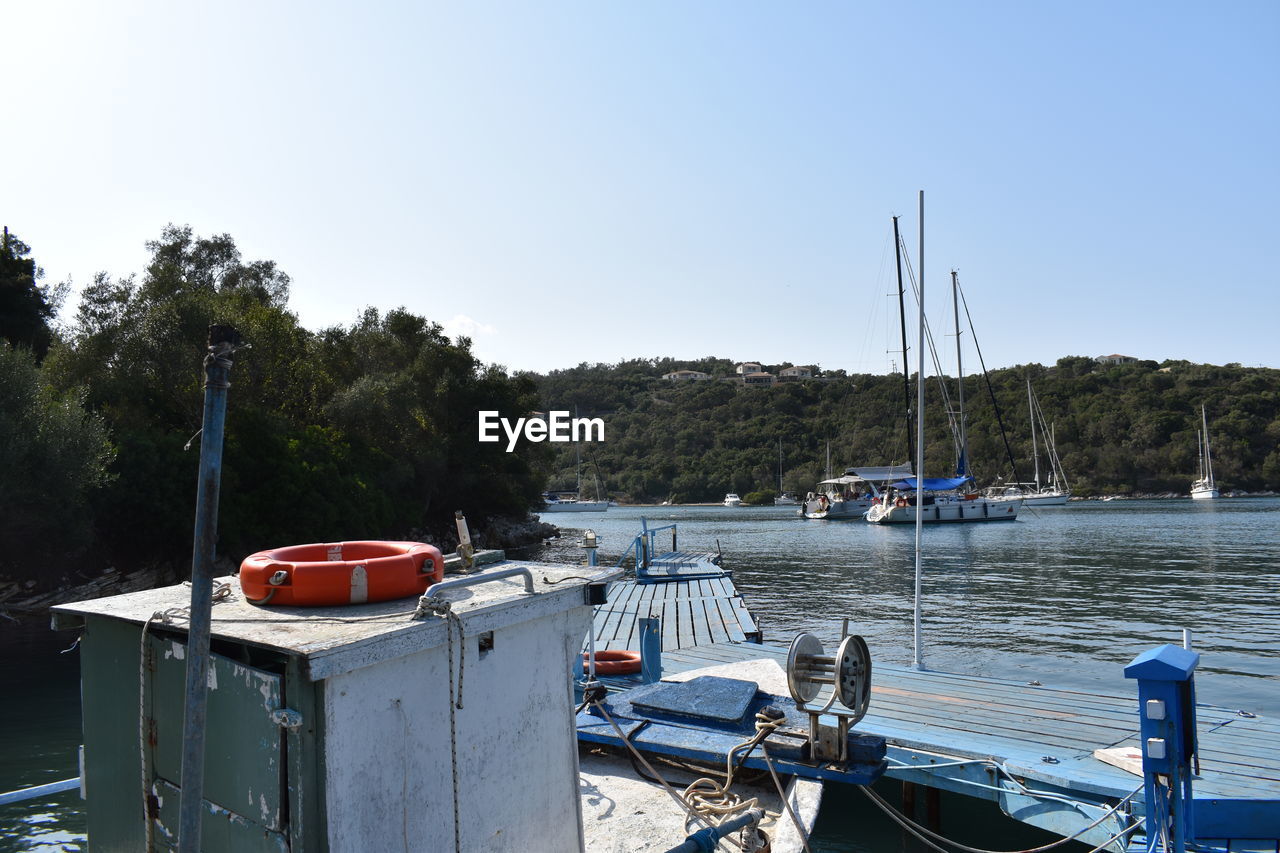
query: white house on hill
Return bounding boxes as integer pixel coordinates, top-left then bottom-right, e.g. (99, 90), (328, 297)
(662, 370), (711, 381)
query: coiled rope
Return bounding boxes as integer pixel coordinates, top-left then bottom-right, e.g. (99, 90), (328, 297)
(588, 698), (800, 852)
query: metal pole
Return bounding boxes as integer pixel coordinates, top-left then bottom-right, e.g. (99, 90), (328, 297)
(913, 191), (926, 670)
(177, 325), (238, 852)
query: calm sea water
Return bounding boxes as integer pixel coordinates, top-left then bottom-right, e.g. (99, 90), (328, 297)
(3, 498), (1277, 851)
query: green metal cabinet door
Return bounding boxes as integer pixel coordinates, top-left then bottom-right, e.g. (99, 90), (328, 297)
(145, 633), (289, 849)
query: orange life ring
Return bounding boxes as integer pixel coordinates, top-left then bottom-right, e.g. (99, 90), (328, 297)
(895, 497), (908, 508)
(583, 649), (642, 676)
(239, 540), (444, 606)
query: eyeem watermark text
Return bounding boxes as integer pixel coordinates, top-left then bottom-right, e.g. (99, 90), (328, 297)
(478, 411), (605, 452)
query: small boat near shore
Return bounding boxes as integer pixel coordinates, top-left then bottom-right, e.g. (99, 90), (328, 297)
(724, 492), (743, 507)
(990, 379), (1071, 506)
(540, 490), (609, 512)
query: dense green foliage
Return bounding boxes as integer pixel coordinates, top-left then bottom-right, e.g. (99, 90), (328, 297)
(0, 346), (113, 578)
(5, 225), (548, 583)
(535, 358), (1280, 502)
(1, 227), (65, 360)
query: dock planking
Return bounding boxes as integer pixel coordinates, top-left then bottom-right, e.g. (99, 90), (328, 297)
(590, 550), (760, 652)
(656, 641), (1280, 811)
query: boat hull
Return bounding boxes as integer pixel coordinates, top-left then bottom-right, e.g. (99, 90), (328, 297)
(540, 502), (609, 513)
(1190, 487), (1220, 500)
(803, 498), (876, 520)
(866, 497), (1020, 524)
(1021, 494), (1070, 507)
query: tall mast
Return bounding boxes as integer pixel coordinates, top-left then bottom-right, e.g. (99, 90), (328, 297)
(913, 190), (925, 671)
(893, 216), (914, 464)
(1028, 378), (1041, 490)
(778, 438), (784, 493)
(574, 405), (582, 494)
(1196, 429), (1204, 481)
(951, 270), (968, 479)
(1202, 405), (1214, 485)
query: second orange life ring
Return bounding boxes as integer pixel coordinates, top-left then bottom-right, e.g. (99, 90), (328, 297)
(240, 540), (444, 606)
(895, 497), (908, 508)
(583, 649), (642, 675)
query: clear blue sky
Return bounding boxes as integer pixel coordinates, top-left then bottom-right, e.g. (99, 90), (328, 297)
(5, 1), (1277, 375)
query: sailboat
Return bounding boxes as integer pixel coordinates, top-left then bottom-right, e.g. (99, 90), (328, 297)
(540, 433), (608, 513)
(1190, 405), (1219, 500)
(803, 218), (918, 521)
(774, 439), (801, 505)
(992, 380), (1071, 506)
(865, 217), (1019, 524)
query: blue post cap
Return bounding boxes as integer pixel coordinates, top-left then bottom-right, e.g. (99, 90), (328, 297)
(1124, 644), (1200, 682)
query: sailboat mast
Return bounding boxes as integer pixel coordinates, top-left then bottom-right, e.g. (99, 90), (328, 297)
(913, 191), (926, 671)
(951, 270), (968, 478)
(1028, 379), (1041, 490)
(893, 216), (915, 465)
(1202, 405), (1214, 485)
(574, 405), (583, 494)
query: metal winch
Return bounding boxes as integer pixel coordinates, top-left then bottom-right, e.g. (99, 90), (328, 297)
(786, 621), (872, 762)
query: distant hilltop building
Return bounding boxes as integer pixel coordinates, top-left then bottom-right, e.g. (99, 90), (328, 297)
(662, 369), (711, 381)
(779, 366), (813, 380)
(741, 371), (775, 387)
(1095, 354), (1139, 365)
(735, 362), (763, 375)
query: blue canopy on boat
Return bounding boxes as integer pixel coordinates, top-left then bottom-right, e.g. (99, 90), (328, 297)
(893, 477), (972, 491)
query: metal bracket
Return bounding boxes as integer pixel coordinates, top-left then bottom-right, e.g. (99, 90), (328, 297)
(271, 708), (304, 730)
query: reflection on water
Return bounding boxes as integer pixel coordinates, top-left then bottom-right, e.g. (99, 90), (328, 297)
(0, 621), (86, 851)
(2, 498), (1275, 850)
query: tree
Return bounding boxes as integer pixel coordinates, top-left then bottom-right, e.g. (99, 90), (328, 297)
(0, 227), (65, 361)
(0, 345), (113, 580)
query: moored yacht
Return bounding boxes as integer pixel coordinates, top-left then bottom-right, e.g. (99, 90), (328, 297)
(802, 466), (912, 519)
(723, 493), (742, 507)
(1191, 404), (1219, 500)
(540, 491), (609, 513)
(866, 476), (1020, 523)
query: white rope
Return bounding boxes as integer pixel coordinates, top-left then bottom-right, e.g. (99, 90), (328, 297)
(858, 782), (1143, 853)
(591, 702), (713, 830)
(682, 710), (781, 830)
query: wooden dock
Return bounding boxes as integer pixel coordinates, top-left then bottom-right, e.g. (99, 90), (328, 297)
(591, 551), (760, 651)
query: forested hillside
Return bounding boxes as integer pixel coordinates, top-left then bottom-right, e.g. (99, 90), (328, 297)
(535, 357), (1280, 502)
(2, 226), (549, 586)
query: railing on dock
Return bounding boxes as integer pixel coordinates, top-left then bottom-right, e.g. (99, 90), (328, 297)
(614, 518), (679, 571)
